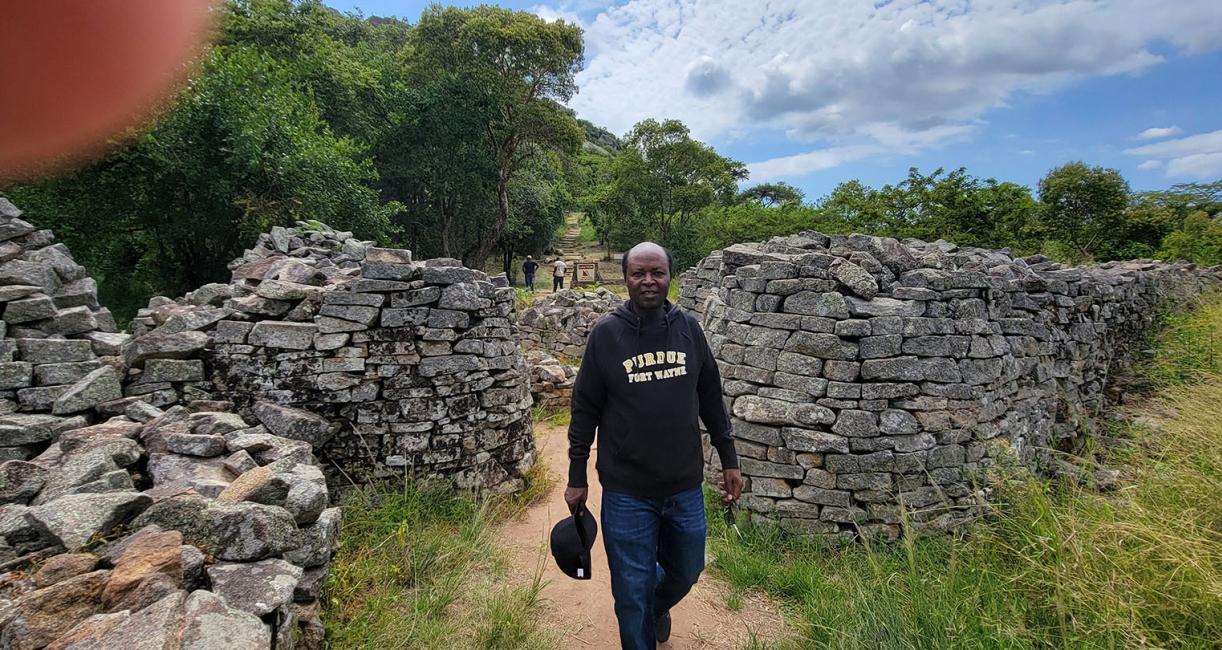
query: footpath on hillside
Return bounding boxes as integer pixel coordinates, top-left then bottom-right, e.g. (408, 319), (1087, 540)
(496, 421), (791, 649)
(529, 213), (625, 296)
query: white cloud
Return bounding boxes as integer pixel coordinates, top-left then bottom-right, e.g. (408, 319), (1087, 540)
(1123, 129), (1222, 179)
(1135, 126), (1183, 140)
(544, 0), (1222, 178)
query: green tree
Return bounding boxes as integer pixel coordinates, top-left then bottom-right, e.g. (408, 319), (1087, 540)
(405, 5), (584, 268)
(5, 45), (395, 318)
(1158, 212), (1222, 266)
(599, 119), (746, 268)
(738, 182), (804, 207)
(1036, 162), (1131, 261)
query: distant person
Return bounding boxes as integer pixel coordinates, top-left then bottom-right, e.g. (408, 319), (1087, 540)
(522, 255), (539, 292)
(553, 258), (567, 291)
(565, 241), (741, 649)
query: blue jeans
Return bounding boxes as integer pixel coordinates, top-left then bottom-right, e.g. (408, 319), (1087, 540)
(601, 486), (707, 650)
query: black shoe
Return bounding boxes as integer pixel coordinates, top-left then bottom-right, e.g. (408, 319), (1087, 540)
(655, 611), (672, 643)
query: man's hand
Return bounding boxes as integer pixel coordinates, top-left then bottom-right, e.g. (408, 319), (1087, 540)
(721, 468), (743, 503)
(564, 486), (588, 514)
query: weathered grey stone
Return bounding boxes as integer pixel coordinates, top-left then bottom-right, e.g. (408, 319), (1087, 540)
(52, 367), (122, 415)
(180, 589), (269, 650)
(0, 260), (59, 292)
(831, 410), (879, 437)
(0, 461), (47, 505)
(783, 291), (849, 318)
(365, 247), (412, 264)
(48, 591), (187, 650)
(831, 259), (878, 299)
(15, 338), (94, 363)
(141, 359), (205, 383)
(390, 286), (441, 307)
(27, 492), (153, 549)
(0, 362), (32, 390)
(248, 321), (318, 350)
(361, 261), (420, 281)
(148, 306), (230, 336)
(207, 559), (303, 616)
(316, 315), (367, 334)
(121, 331), (209, 368)
(421, 266), (486, 285)
(165, 432), (227, 457)
(783, 332), (856, 360)
(283, 508), (342, 569)
(252, 401), (338, 448)
(845, 296), (925, 317)
(254, 279), (324, 302)
(438, 283), (492, 311)
(131, 496), (299, 561)
(879, 409), (921, 435)
(52, 278), (99, 308)
(4, 295), (58, 323)
(319, 303), (379, 325)
(781, 428), (849, 453)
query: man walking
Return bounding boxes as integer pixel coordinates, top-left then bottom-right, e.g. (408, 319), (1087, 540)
(553, 257), (568, 291)
(565, 241), (742, 649)
(523, 255), (539, 292)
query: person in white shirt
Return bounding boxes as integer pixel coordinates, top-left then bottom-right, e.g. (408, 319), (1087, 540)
(553, 258), (567, 291)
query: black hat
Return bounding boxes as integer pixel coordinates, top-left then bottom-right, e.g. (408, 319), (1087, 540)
(550, 506), (597, 580)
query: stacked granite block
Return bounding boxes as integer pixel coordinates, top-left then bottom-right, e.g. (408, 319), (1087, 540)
(517, 287), (621, 359)
(0, 199), (132, 462)
(683, 231), (1220, 540)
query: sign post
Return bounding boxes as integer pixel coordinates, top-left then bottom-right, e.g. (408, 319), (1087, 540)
(575, 261), (598, 285)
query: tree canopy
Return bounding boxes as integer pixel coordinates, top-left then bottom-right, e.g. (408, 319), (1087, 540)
(1, 0), (1217, 322)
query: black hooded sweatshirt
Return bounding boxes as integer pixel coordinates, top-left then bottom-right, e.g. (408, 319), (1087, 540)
(567, 300), (738, 498)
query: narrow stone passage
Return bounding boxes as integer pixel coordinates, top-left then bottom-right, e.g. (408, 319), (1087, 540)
(496, 422), (790, 649)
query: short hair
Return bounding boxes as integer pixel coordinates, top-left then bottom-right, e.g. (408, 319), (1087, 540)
(622, 242), (673, 276)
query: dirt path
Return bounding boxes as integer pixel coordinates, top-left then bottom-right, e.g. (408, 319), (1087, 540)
(498, 422), (790, 649)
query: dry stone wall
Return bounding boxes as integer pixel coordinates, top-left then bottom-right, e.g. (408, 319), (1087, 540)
(682, 231), (1220, 540)
(124, 222), (536, 494)
(0, 199), (338, 648)
(0, 198), (538, 649)
(517, 287), (621, 359)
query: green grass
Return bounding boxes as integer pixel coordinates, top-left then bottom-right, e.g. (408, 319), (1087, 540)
(707, 293), (1222, 649)
(322, 481), (556, 649)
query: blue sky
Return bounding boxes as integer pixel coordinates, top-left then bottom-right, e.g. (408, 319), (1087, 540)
(324, 0), (1222, 200)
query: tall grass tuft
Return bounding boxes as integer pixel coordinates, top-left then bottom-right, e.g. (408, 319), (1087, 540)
(323, 481), (556, 649)
(707, 292), (1222, 649)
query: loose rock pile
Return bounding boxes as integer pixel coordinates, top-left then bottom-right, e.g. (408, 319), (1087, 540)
(682, 231), (1220, 540)
(0, 200), (125, 432)
(524, 350), (577, 410)
(0, 401), (337, 649)
(517, 287), (621, 359)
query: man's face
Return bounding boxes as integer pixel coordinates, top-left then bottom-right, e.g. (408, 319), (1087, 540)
(625, 249), (670, 311)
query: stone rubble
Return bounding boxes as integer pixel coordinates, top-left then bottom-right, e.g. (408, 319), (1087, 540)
(680, 231), (1221, 540)
(0, 203), (537, 648)
(524, 350), (577, 410)
(517, 287), (621, 359)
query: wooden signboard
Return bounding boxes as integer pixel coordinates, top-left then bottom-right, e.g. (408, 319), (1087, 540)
(575, 261), (598, 284)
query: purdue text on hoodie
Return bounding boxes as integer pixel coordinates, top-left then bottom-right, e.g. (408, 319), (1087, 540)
(567, 300), (739, 498)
